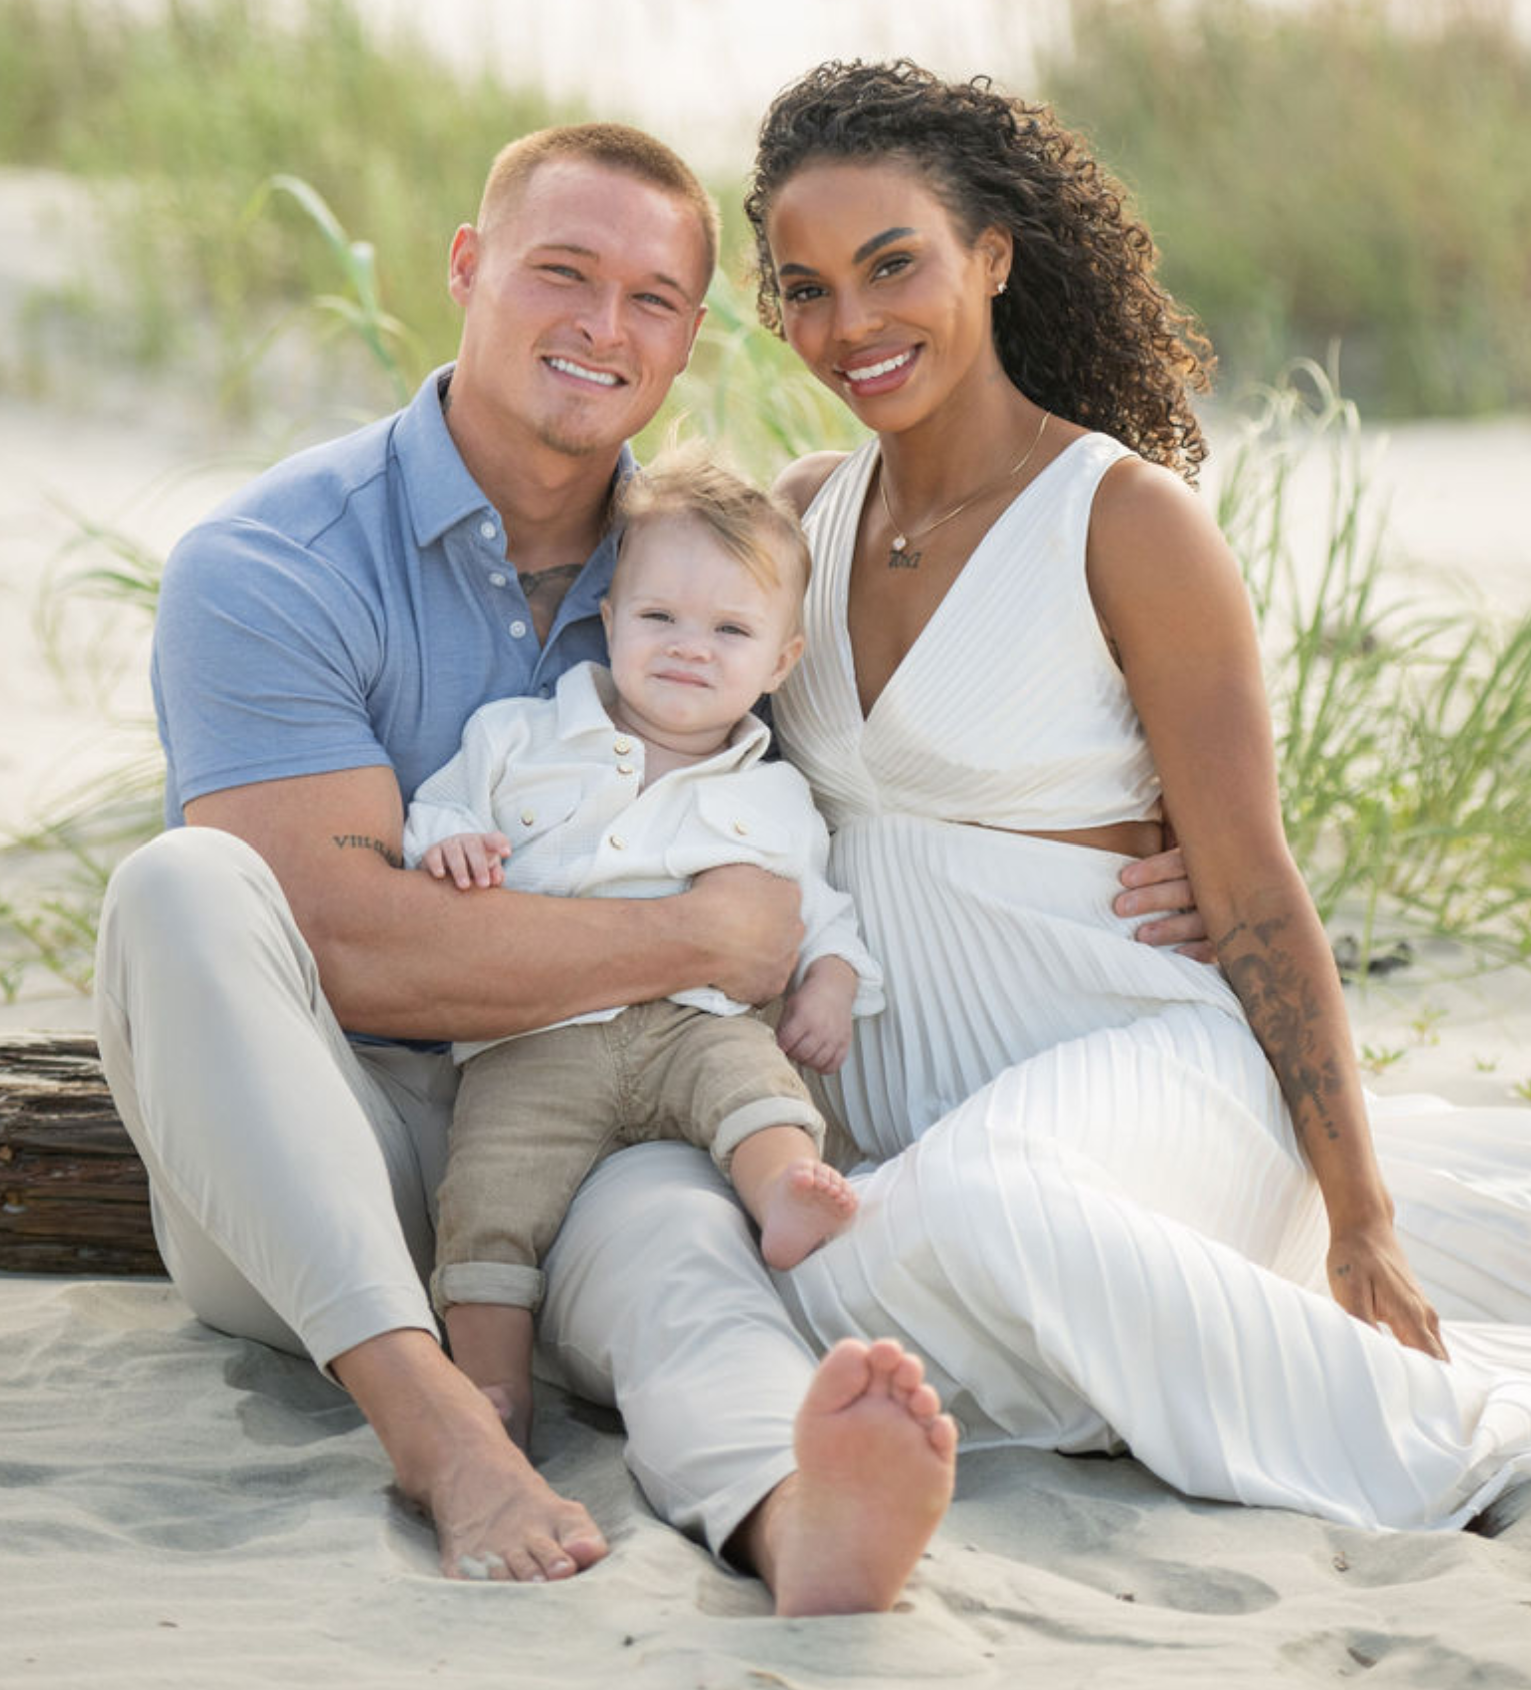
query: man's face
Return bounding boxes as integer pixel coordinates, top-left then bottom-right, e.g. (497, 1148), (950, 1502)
(449, 157), (711, 460)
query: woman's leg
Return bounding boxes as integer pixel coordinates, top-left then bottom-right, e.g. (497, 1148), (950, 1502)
(785, 1008), (1531, 1530)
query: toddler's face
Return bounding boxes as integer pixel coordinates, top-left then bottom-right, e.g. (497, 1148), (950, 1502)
(601, 514), (804, 752)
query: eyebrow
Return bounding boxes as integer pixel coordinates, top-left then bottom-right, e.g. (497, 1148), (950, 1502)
(532, 242), (693, 300)
(776, 226), (918, 279)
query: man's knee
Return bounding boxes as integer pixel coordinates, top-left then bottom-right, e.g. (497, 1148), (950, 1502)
(543, 1144), (767, 1341)
(100, 827), (289, 973)
(562, 1144), (754, 1272)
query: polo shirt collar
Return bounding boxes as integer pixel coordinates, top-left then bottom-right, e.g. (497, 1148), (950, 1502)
(395, 366), (492, 547)
(395, 363), (637, 554)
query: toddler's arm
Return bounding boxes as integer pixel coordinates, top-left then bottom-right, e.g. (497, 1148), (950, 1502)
(776, 955), (859, 1074)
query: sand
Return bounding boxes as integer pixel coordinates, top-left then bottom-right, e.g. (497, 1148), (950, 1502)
(2, 1272), (1528, 1688)
(3, 164), (1530, 1684)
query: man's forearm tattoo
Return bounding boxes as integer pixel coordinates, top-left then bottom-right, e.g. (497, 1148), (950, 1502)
(1217, 914), (1344, 1144)
(332, 834), (404, 869)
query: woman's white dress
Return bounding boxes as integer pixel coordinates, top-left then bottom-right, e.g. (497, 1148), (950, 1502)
(772, 434), (1531, 1530)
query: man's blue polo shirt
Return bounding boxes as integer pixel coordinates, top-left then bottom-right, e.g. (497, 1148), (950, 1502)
(153, 365), (628, 824)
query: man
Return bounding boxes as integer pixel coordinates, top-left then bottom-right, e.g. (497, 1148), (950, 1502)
(95, 123), (1203, 1612)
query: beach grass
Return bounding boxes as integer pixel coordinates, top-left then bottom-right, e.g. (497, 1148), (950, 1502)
(3, 0), (1530, 419)
(5, 246), (1531, 1000)
(1217, 364), (1531, 963)
(1042, 0), (1531, 417)
(3, 0), (1531, 995)
(0, 0), (572, 400)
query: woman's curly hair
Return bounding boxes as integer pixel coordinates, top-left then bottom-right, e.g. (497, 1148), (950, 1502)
(745, 60), (1213, 480)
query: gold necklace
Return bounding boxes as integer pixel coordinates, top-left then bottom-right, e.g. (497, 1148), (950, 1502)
(878, 410), (1051, 569)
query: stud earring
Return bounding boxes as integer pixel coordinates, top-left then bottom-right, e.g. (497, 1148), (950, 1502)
(995, 280), (1008, 296)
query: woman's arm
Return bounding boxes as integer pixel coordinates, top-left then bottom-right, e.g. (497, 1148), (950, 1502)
(1086, 459), (1446, 1359)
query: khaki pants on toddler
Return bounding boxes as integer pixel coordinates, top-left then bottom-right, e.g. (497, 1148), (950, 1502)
(433, 999), (824, 1315)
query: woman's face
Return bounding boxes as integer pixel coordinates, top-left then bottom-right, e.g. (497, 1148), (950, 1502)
(763, 160), (1010, 434)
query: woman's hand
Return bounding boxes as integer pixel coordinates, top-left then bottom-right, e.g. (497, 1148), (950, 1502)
(1114, 844), (1215, 962)
(1326, 1220), (1449, 1360)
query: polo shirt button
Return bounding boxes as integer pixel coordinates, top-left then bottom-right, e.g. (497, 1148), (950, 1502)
(609, 834), (626, 850)
(489, 572), (508, 588)
(479, 520), (498, 540)
(520, 810), (535, 826)
(733, 820), (748, 836)
(613, 738), (633, 755)
(509, 620), (528, 638)
(617, 762), (635, 776)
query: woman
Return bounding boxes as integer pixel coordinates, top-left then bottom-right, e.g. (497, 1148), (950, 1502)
(741, 60), (1531, 1537)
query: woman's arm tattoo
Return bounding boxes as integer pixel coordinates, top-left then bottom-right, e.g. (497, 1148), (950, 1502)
(1217, 915), (1344, 1144)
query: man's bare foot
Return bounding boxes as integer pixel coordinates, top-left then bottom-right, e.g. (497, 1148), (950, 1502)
(757, 1162), (859, 1271)
(478, 1378), (535, 1455)
(335, 1329), (607, 1583)
(760, 1337), (957, 1616)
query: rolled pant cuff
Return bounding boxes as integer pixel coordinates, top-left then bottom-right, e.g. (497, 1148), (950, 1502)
(712, 1098), (826, 1175)
(432, 1260), (546, 1315)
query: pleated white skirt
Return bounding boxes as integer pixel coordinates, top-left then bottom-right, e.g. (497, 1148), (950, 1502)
(779, 815), (1531, 1530)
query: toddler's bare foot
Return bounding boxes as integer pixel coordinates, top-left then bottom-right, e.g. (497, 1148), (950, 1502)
(767, 1337), (957, 1616)
(758, 1161), (859, 1270)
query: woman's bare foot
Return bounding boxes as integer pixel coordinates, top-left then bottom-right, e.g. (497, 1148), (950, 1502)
(757, 1162), (859, 1270)
(335, 1329), (607, 1583)
(754, 1337), (957, 1616)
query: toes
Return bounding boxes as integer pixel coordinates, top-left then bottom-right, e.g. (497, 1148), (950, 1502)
(450, 1549), (509, 1581)
(556, 1517), (609, 1569)
(806, 1338), (876, 1414)
(904, 1379), (943, 1424)
(501, 1545), (552, 1583)
(529, 1535), (580, 1581)
(862, 1338), (911, 1400)
(928, 1412), (960, 1459)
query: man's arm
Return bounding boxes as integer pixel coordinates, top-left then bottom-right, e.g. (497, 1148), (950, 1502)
(187, 768), (803, 1041)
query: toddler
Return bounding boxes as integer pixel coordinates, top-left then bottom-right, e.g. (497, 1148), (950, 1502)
(402, 447), (882, 1444)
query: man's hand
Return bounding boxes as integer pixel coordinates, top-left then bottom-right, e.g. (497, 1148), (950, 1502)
(1327, 1219), (1449, 1361)
(687, 864), (803, 1005)
(776, 955), (858, 1074)
(1114, 845), (1214, 961)
(421, 831), (513, 890)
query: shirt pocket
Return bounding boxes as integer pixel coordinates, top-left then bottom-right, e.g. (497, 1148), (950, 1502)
(501, 779), (584, 851)
(664, 785), (800, 879)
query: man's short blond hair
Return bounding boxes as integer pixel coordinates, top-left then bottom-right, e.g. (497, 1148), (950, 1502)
(612, 441), (812, 618)
(478, 123), (720, 281)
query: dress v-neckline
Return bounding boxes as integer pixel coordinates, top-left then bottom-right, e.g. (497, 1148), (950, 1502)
(838, 434), (1093, 726)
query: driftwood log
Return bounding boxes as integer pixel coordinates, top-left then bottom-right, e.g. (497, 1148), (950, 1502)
(0, 1033), (164, 1276)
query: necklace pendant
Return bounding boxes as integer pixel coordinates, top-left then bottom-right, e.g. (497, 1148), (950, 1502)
(890, 534), (906, 552)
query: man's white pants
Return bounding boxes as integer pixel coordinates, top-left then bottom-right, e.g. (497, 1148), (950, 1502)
(94, 827), (809, 1553)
